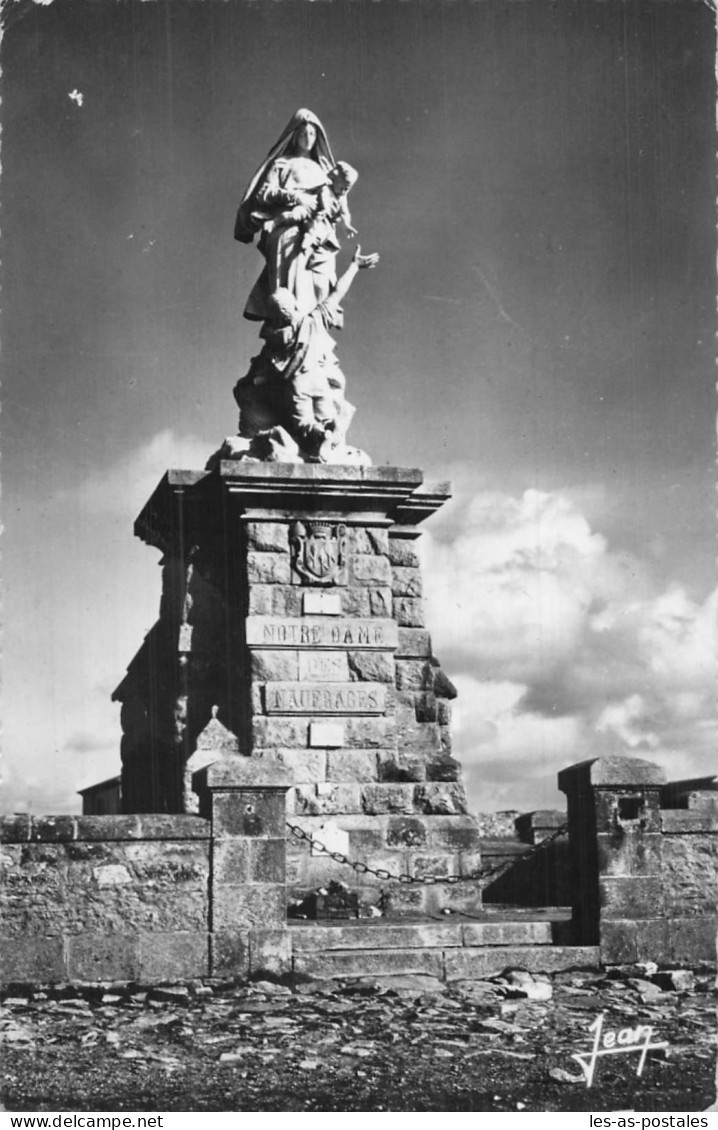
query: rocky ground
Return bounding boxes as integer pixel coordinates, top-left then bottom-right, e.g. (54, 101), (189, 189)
(1, 967), (716, 1113)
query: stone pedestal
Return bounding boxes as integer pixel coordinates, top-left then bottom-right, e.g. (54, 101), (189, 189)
(114, 463), (482, 916)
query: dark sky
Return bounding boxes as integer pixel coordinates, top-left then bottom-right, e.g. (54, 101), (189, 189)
(2, 0), (715, 813)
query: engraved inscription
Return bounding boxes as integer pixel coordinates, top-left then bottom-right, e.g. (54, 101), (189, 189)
(264, 682), (386, 715)
(299, 652), (348, 682)
(246, 617), (398, 650)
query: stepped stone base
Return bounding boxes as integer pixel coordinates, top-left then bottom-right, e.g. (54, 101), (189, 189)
(288, 916), (599, 980)
(290, 918), (560, 951)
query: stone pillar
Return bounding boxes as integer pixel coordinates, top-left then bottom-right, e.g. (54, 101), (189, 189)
(558, 755), (668, 964)
(195, 759), (291, 978)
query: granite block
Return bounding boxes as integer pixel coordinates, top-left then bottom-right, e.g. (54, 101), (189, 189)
(247, 585), (273, 616)
(211, 929), (250, 977)
(414, 783), (468, 815)
(393, 597), (425, 627)
(212, 885), (286, 929)
(396, 628), (432, 658)
(270, 586), (304, 617)
(252, 748), (326, 784)
(212, 792), (287, 838)
(244, 521), (289, 553)
(249, 927), (292, 975)
(248, 838), (285, 883)
(361, 784), (416, 815)
(343, 717), (396, 749)
(0, 815), (32, 843)
(251, 649), (300, 683)
(351, 527), (390, 555)
(427, 819), (481, 853)
(347, 650), (395, 684)
(294, 783), (363, 816)
(387, 539), (421, 568)
(596, 831), (663, 877)
(251, 716), (309, 749)
(67, 933), (140, 982)
(599, 920), (638, 965)
(30, 816), (76, 843)
(139, 931), (209, 981)
(350, 554), (392, 587)
(325, 749), (380, 783)
(247, 552), (291, 585)
(0, 935), (66, 984)
(385, 816), (428, 849)
(668, 916), (718, 964)
(212, 839), (250, 884)
(391, 567), (423, 598)
(377, 751), (426, 783)
(598, 876), (665, 919)
(635, 917), (671, 964)
(395, 660), (434, 691)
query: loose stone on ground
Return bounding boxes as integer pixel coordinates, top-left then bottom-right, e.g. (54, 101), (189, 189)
(1, 967), (715, 1112)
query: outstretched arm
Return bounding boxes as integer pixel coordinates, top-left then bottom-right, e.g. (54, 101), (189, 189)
(331, 245), (380, 306)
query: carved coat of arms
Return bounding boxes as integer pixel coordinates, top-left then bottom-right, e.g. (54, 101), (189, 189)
(290, 521), (347, 586)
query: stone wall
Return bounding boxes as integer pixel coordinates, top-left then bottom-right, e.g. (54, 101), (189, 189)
(660, 801), (718, 963)
(662, 817), (718, 918)
(559, 757), (717, 965)
(0, 815), (211, 984)
(0, 767), (297, 987)
(1, 759), (715, 986)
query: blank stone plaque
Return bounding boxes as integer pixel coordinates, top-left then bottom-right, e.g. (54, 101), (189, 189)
(309, 721), (345, 748)
(303, 591), (342, 616)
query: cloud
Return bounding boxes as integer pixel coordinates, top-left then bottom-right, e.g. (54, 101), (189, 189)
(3, 430), (213, 815)
(63, 429), (212, 518)
(63, 731), (115, 755)
(423, 474), (718, 811)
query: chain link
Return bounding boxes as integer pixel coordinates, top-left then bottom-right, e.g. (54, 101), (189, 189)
(286, 819), (568, 887)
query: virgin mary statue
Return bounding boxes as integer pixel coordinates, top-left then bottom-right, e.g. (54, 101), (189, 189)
(235, 109), (342, 321)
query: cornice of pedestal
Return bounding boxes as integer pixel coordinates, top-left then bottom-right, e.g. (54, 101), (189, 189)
(134, 463), (452, 552)
(219, 461), (424, 511)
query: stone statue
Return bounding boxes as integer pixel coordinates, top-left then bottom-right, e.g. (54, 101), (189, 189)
(235, 108), (355, 322)
(213, 109), (379, 467)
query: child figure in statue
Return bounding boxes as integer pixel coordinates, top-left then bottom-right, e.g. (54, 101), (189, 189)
(261, 161), (358, 251)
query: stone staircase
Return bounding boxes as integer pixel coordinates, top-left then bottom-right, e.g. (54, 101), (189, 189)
(288, 908), (599, 980)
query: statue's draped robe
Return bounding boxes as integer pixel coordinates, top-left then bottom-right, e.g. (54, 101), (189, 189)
(235, 110), (339, 322)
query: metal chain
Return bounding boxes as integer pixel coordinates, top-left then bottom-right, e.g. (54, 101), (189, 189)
(286, 819), (568, 887)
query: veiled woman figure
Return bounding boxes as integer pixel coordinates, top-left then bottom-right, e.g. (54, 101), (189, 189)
(235, 109), (342, 321)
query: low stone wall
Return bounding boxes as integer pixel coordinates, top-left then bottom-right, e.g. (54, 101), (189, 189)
(660, 807), (718, 962)
(559, 757), (717, 966)
(0, 765), (296, 986)
(2, 758), (714, 986)
(0, 814), (211, 984)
